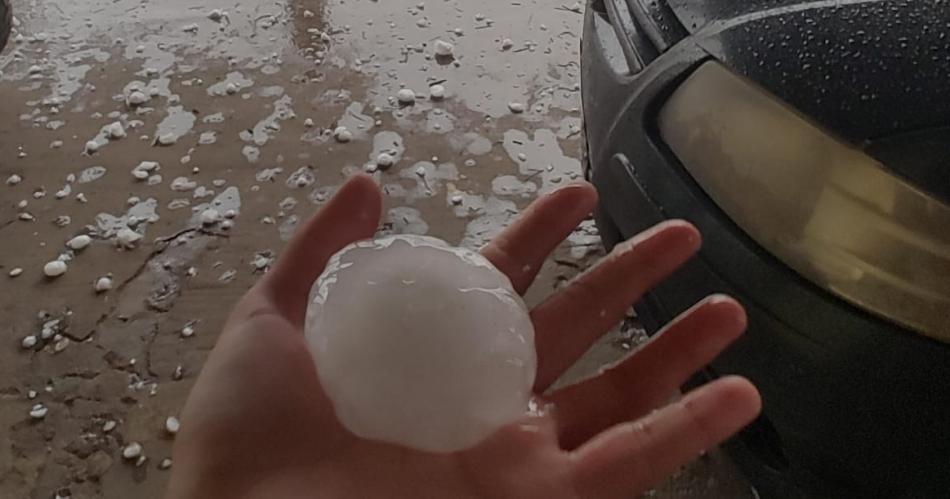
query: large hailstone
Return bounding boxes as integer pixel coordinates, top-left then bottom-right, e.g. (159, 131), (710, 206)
(305, 235), (536, 453)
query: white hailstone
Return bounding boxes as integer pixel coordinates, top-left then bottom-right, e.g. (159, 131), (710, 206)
(200, 209), (220, 225)
(156, 133), (177, 146)
(364, 163), (379, 173)
(376, 153), (395, 169)
(304, 118), (315, 128)
(66, 235), (92, 250)
(429, 84), (446, 100)
(225, 82), (238, 95)
(76, 193), (88, 203)
(208, 9), (224, 21)
(159, 458), (173, 470)
(501, 38), (514, 50)
(433, 39), (455, 57)
(55, 189), (68, 199)
(102, 420), (117, 433)
(94, 276), (113, 293)
(106, 122), (126, 139)
(396, 88), (416, 105)
(334, 126), (353, 143)
(508, 102), (525, 114)
(305, 235), (536, 453)
(51, 140), (64, 149)
(127, 91), (149, 106)
(28, 65), (44, 74)
(84, 141), (99, 154)
(116, 228), (143, 249)
(170, 177), (197, 192)
(44, 261), (68, 278)
(220, 220), (234, 230)
(28, 391), (37, 399)
(29, 404), (48, 420)
(21, 335), (38, 349)
(450, 194), (464, 205)
(165, 416), (180, 434)
(19, 213), (35, 222)
(122, 442), (143, 460)
(180, 324), (195, 338)
(6, 174), (22, 185)
(415, 165), (427, 177)
(10, 268), (23, 277)
(224, 209), (237, 219)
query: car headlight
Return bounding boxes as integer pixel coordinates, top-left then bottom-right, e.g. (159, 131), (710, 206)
(659, 61), (950, 343)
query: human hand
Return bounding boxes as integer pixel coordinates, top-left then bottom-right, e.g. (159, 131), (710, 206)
(167, 175), (761, 499)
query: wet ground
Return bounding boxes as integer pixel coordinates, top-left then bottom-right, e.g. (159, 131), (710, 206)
(0, 1), (751, 497)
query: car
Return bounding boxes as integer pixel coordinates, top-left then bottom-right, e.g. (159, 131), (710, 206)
(1, 0), (10, 53)
(581, 1), (950, 498)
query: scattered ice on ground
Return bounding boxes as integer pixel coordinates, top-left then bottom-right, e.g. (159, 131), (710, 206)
(305, 235), (536, 453)
(43, 261), (68, 278)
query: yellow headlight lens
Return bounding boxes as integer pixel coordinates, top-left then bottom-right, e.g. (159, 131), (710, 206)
(659, 62), (950, 342)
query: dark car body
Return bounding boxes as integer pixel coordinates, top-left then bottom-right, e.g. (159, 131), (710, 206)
(581, 1), (950, 497)
(1, 0), (11, 53)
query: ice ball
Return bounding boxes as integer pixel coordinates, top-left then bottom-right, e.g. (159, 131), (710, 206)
(305, 235), (536, 453)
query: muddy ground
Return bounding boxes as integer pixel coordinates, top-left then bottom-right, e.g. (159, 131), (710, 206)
(0, 0), (752, 497)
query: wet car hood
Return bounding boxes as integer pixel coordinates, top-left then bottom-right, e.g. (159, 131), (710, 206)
(662, 0), (950, 143)
(659, 0), (950, 200)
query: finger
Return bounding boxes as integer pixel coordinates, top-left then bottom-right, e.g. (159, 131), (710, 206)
(262, 174), (382, 327)
(570, 376), (761, 499)
(481, 183), (597, 295)
(532, 221), (701, 391)
(550, 296), (747, 449)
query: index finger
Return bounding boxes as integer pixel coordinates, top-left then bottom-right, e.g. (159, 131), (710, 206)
(262, 174), (382, 327)
(481, 183), (598, 295)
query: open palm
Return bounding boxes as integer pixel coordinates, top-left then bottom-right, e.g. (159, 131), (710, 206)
(167, 175), (760, 499)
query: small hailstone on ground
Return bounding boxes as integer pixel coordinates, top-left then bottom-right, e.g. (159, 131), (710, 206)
(94, 276), (113, 293)
(44, 261), (68, 278)
(334, 126), (353, 143)
(10, 268), (24, 277)
(376, 153), (395, 169)
(159, 458), (173, 470)
(224, 209), (237, 219)
(396, 88), (416, 105)
(433, 39), (455, 57)
(501, 38), (514, 50)
(6, 174), (22, 185)
(208, 9), (224, 21)
(220, 220), (234, 230)
(76, 193), (88, 203)
(102, 420), (117, 433)
(165, 416), (180, 434)
(122, 443), (143, 460)
(304, 118), (315, 127)
(21, 335), (38, 349)
(66, 235), (92, 251)
(19, 213), (35, 222)
(415, 166), (427, 177)
(116, 228), (143, 249)
(156, 133), (177, 146)
(127, 91), (149, 106)
(364, 163), (379, 173)
(173, 365), (184, 380)
(181, 324), (196, 338)
(450, 194), (464, 205)
(508, 102), (525, 114)
(84, 141), (99, 154)
(106, 122), (126, 139)
(225, 82), (239, 95)
(429, 84), (446, 100)
(29, 404), (48, 420)
(305, 235), (536, 453)
(200, 209), (220, 225)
